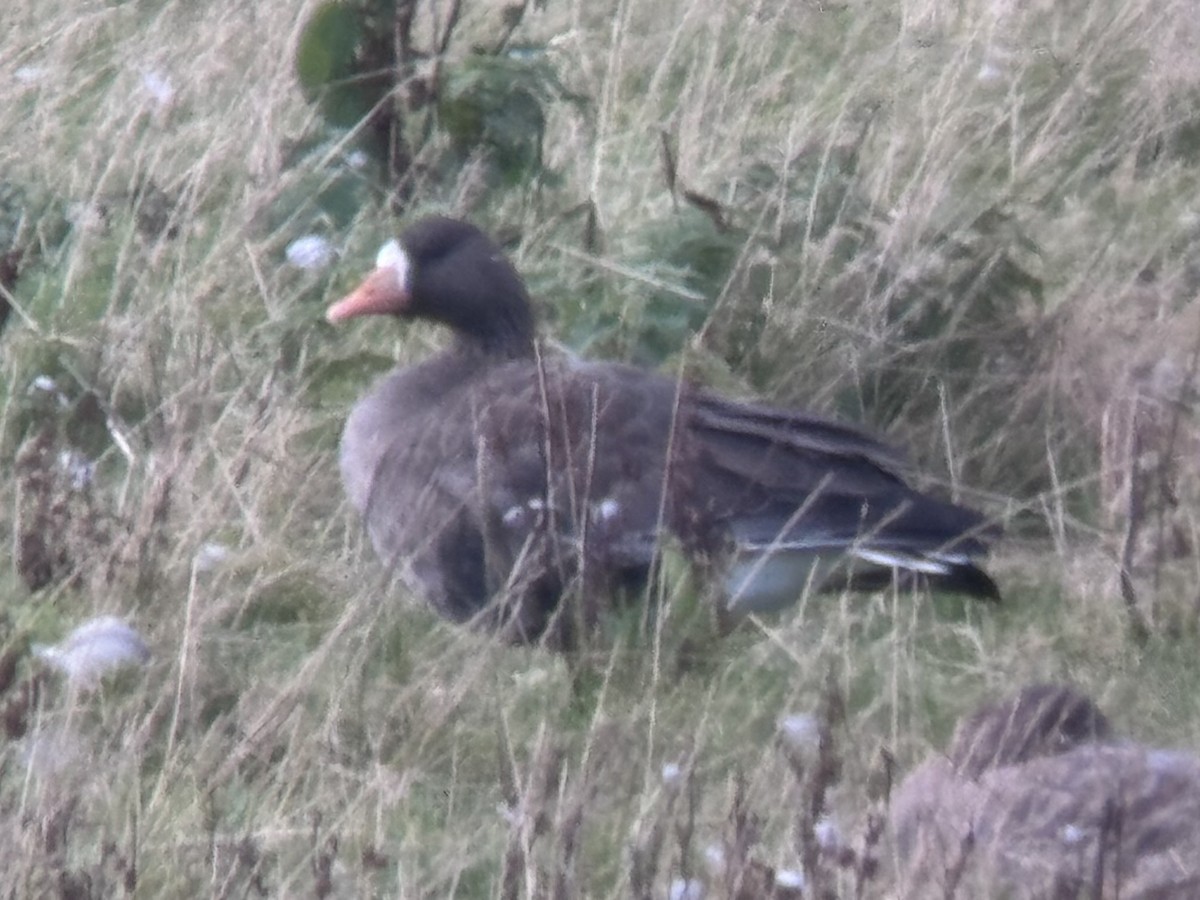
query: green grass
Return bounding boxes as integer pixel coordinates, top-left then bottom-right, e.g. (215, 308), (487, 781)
(3, 0), (1200, 895)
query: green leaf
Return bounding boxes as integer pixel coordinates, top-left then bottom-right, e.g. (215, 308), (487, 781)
(295, 3), (378, 128)
(296, 3), (361, 94)
(439, 52), (581, 183)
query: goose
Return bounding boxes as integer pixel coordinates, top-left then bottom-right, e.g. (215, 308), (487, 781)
(890, 684), (1200, 897)
(326, 216), (998, 647)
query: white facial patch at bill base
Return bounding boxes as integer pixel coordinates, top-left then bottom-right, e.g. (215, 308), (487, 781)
(375, 239), (412, 294)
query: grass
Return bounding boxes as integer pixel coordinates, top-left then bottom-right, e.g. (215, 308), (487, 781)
(2, 0), (1200, 895)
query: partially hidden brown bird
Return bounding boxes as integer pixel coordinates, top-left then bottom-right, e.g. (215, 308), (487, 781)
(326, 216), (998, 648)
(890, 683), (1200, 897)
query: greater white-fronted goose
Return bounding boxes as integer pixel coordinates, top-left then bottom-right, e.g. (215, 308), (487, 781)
(891, 684), (1200, 897)
(326, 216), (998, 647)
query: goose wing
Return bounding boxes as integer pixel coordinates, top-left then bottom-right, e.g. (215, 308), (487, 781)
(686, 391), (998, 610)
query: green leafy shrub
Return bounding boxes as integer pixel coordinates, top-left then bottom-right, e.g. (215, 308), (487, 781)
(438, 50), (584, 186)
(293, 0), (580, 202)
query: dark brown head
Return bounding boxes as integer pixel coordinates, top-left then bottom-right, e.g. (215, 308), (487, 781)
(326, 216), (536, 357)
(948, 683), (1113, 779)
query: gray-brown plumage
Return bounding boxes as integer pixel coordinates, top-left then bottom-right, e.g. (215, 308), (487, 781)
(948, 682), (1114, 778)
(891, 684), (1200, 898)
(328, 216), (997, 647)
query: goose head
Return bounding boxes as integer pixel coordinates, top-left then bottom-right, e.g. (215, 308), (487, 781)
(326, 216), (536, 358)
(948, 683), (1113, 778)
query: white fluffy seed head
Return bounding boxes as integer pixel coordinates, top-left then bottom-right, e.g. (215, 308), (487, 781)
(778, 713), (821, 750)
(668, 878), (705, 900)
(703, 843), (726, 874)
(33, 616), (150, 687)
(1060, 823), (1086, 845)
(286, 234), (336, 270)
(138, 68), (175, 108)
(375, 239), (411, 294)
(593, 498), (620, 522)
(776, 869), (806, 890)
(194, 541), (231, 572)
(813, 816), (842, 850)
(15, 66), (47, 84)
(56, 450), (96, 490)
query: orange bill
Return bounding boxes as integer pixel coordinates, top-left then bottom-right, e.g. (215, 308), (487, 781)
(325, 268), (408, 322)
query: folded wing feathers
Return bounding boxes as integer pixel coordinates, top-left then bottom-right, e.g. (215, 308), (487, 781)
(474, 380), (994, 607)
(693, 395), (995, 593)
(693, 394), (908, 476)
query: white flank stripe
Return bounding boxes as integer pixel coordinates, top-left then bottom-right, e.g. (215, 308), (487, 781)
(933, 551), (971, 565)
(853, 548), (950, 575)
